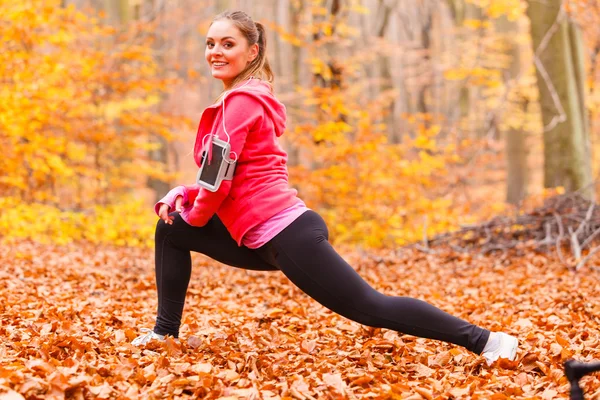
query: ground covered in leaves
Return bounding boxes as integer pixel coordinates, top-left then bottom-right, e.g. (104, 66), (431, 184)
(1, 240), (600, 399)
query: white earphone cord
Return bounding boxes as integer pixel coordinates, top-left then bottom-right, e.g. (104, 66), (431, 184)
(198, 77), (254, 162)
(221, 76), (254, 149)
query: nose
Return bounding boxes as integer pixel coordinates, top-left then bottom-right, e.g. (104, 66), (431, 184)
(210, 44), (224, 56)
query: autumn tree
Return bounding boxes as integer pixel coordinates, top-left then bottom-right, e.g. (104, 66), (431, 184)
(0, 0), (184, 245)
(281, 0), (466, 247)
(527, 0), (593, 198)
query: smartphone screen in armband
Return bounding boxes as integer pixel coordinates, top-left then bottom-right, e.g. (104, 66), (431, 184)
(196, 136), (236, 192)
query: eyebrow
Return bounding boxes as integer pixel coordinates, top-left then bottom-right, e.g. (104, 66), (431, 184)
(206, 36), (236, 41)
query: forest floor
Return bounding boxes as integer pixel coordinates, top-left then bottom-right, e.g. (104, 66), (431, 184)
(1, 236), (600, 399)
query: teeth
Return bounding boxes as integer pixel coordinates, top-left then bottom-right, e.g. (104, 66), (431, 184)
(213, 62), (227, 66)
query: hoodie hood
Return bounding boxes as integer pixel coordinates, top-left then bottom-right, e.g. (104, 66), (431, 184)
(223, 78), (287, 137)
(193, 78), (288, 167)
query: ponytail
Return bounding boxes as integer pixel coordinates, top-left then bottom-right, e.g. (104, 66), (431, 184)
(252, 22), (274, 83)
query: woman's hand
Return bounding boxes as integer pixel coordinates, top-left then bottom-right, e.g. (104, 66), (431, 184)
(158, 195), (183, 225)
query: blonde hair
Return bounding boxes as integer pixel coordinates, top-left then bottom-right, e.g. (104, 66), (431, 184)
(211, 11), (274, 100)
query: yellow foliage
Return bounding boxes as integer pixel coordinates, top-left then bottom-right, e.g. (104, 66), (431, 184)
(463, 19), (491, 30)
(0, 0), (189, 246)
(466, 0), (527, 20)
(348, 4), (370, 15)
(0, 197), (155, 247)
(281, 1), (481, 248)
(444, 69), (469, 81)
(310, 6), (329, 17)
(289, 84), (465, 247)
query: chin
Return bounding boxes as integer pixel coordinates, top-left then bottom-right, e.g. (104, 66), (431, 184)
(212, 72), (233, 81)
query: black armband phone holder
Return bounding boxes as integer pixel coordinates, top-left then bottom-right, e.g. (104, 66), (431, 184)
(195, 136), (237, 192)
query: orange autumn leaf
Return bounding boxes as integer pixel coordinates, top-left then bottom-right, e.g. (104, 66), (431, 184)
(2, 239), (600, 398)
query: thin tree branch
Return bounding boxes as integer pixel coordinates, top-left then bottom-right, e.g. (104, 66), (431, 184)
(581, 226), (600, 249)
(554, 212), (567, 265)
(574, 202), (595, 237)
(575, 244), (600, 271)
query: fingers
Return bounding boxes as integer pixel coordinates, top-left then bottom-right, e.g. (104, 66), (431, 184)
(159, 204), (171, 224)
(174, 196), (183, 212)
(158, 201), (182, 225)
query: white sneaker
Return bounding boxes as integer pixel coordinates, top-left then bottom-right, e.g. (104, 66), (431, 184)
(131, 328), (165, 346)
(481, 332), (518, 366)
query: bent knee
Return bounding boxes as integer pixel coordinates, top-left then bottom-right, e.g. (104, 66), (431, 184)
(155, 213), (182, 236)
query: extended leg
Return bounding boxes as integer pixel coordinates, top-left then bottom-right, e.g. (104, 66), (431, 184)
(260, 211), (489, 353)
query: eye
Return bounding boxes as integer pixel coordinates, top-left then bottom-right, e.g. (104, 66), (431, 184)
(206, 42), (214, 48)
(224, 42), (233, 48)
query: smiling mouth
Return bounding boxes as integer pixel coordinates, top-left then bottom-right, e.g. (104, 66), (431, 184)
(212, 62), (228, 67)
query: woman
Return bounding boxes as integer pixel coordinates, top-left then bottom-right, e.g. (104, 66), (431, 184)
(132, 10), (518, 366)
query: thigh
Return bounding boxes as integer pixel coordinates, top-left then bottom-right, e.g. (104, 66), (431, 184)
(160, 213), (278, 271)
(267, 211), (375, 309)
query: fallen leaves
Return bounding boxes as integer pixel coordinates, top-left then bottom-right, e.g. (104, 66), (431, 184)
(300, 340), (317, 354)
(0, 386), (25, 400)
(1, 240), (600, 399)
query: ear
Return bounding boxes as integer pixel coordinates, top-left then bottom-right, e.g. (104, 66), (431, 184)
(248, 43), (259, 62)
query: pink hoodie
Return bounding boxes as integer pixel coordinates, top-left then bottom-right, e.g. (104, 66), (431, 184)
(156, 79), (303, 245)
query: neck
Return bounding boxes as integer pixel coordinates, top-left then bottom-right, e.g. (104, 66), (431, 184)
(223, 75), (254, 91)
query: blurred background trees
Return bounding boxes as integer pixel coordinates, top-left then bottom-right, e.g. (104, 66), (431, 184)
(2, 0), (599, 247)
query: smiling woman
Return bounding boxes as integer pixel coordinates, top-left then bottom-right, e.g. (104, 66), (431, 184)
(205, 11), (273, 92)
(131, 10), (519, 370)
(206, 22), (258, 88)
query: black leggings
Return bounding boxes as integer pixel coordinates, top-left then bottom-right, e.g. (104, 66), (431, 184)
(154, 210), (490, 354)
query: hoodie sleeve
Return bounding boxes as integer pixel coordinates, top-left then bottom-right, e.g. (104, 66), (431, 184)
(184, 93), (264, 227)
(154, 185), (189, 215)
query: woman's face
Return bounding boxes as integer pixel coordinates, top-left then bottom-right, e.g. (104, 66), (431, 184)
(205, 20), (259, 89)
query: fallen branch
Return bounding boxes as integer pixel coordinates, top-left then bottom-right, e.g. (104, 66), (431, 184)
(413, 193), (600, 270)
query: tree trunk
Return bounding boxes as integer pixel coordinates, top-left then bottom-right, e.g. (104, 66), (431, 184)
(569, 22), (590, 143)
(144, 0), (170, 201)
(527, 0), (593, 198)
(446, 0), (481, 137)
(103, 0), (130, 25)
(505, 101), (529, 204)
(312, 0), (344, 129)
(291, 0), (303, 91)
(286, 0), (303, 166)
(447, 0), (465, 23)
(496, 16), (529, 205)
(360, 5), (376, 101)
(375, 0), (398, 143)
(273, 0), (283, 80)
(415, 2), (432, 122)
